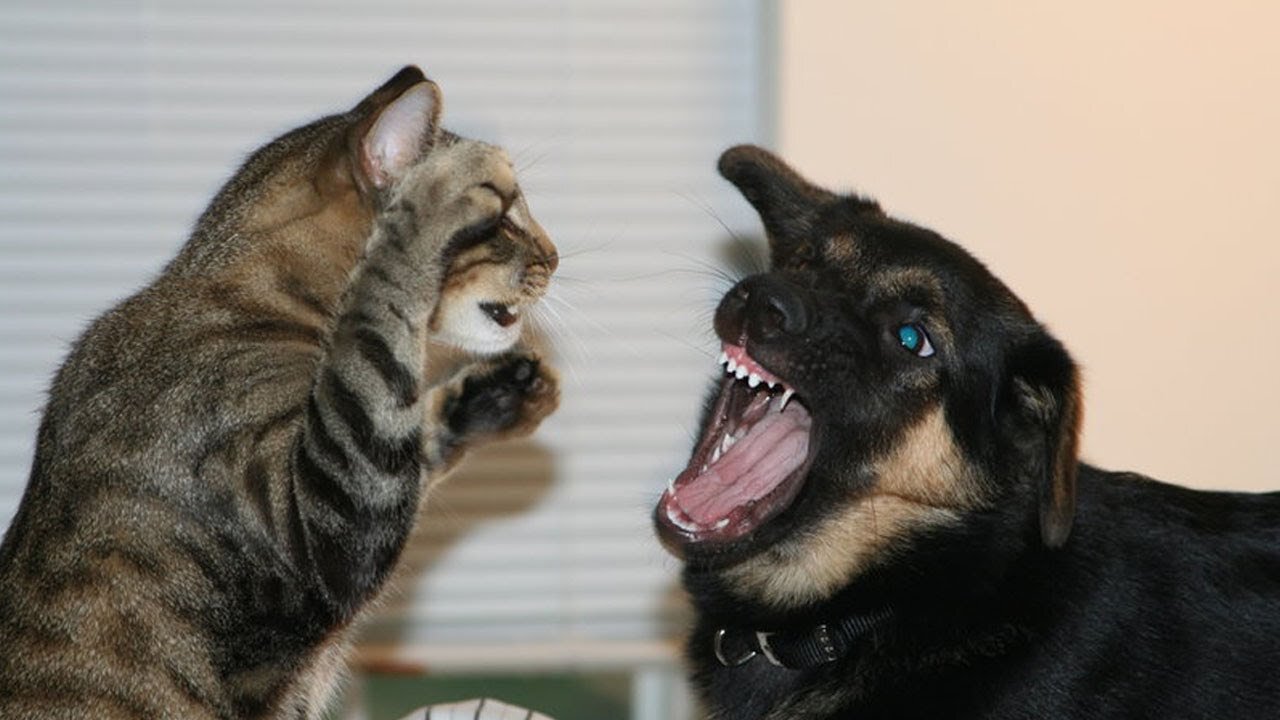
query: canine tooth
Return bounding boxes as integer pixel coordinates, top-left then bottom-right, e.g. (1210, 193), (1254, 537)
(726, 357), (738, 374)
(748, 373), (762, 388)
(667, 505), (700, 533)
(720, 434), (733, 454)
(779, 388), (795, 411)
(718, 351), (729, 367)
(712, 518), (730, 530)
(710, 445), (722, 464)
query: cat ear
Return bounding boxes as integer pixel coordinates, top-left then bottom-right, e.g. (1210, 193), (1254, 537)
(349, 66), (444, 193)
(359, 81), (442, 190)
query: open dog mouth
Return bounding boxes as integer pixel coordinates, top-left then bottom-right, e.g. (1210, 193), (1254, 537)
(657, 343), (815, 547)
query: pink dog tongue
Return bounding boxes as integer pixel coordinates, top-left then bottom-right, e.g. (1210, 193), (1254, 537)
(675, 401), (811, 525)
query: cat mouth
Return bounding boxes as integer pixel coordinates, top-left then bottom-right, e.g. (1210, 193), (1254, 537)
(479, 301), (521, 328)
(655, 343), (814, 552)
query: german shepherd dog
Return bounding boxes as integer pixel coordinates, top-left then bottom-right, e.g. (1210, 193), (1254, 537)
(654, 145), (1280, 719)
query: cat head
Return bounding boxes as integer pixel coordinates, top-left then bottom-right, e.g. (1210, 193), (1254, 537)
(429, 189), (558, 355)
(171, 66), (555, 357)
(355, 77), (558, 356)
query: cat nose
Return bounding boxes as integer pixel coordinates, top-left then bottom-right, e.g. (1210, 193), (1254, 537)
(541, 241), (559, 274)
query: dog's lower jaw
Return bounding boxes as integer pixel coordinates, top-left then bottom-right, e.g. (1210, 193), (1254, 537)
(712, 407), (983, 610)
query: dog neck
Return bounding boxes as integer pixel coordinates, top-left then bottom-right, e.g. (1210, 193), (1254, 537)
(711, 606), (895, 670)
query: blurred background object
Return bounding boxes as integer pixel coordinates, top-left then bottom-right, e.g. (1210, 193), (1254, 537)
(1, 2), (1275, 718)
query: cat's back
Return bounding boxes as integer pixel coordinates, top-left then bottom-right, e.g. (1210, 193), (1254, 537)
(0, 69), (407, 718)
(0, 213), (330, 720)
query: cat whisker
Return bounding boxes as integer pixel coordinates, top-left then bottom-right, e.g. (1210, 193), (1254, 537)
(659, 251), (743, 289)
(675, 189), (745, 245)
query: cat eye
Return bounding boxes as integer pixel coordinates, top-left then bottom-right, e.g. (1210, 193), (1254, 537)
(896, 323), (935, 358)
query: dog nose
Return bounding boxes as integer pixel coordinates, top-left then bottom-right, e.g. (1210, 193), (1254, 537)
(715, 275), (812, 344)
(745, 276), (810, 338)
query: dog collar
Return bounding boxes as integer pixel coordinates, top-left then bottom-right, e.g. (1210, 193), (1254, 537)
(713, 608), (893, 670)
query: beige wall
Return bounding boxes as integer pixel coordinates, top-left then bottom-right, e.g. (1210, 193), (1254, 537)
(778, 2), (1278, 490)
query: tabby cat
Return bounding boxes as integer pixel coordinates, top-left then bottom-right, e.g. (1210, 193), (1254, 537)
(0, 66), (559, 718)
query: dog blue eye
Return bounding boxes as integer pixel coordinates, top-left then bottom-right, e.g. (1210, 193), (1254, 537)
(897, 323), (935, 358)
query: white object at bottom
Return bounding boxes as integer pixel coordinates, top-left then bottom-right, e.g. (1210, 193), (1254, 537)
(396, 697), (555, 720)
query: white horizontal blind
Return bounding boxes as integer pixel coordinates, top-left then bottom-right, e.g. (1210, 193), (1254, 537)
(0, 0), (769, 671)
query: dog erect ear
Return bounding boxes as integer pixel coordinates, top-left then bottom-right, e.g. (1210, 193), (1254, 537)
(718, 145), (884, 266)
(718, 145), (836, 239)
(1003, 333), (1083, 548)
(349, 65), (444, 195)
(719, 145), (855, 269)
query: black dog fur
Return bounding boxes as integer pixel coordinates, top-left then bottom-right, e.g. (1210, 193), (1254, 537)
(655, 145), (1280, 719)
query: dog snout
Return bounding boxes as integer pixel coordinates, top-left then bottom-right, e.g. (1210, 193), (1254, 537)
(715, 276), (812, 345)
(749, 276), (810, 340)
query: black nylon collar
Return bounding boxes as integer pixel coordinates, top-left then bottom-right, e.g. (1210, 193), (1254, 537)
(714, 608), (893, 670)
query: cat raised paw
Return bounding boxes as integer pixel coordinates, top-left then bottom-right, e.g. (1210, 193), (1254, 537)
(445, 350), (560, 441)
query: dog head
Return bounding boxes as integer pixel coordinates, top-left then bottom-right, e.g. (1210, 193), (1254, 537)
(655, 146), (1082, 610)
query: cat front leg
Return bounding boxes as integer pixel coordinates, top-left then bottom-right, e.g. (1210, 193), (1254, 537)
(293, 138), (520, 620)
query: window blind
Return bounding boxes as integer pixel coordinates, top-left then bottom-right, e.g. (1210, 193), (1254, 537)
(0, 0), (770, 674)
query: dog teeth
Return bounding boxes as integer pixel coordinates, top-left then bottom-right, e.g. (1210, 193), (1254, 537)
(718, 351), (728, 367)
(779, 388), (795, 411)
(747, 372), (762, 388)
(734, 366), (749, 380)
(666, 504), (701, 533)
(726, 357), (738, 374)
(712, 518), (729, 530)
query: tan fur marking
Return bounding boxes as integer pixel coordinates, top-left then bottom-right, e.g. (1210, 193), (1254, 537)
(823, 233), (861, 264)
(726, 407), (985, 609)
(876, 407), (986, 508)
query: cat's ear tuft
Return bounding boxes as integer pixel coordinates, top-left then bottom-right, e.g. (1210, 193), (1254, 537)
(358, 80), (443, 191)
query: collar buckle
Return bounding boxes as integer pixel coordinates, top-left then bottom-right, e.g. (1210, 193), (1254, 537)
(713, 608), (892, 670)
(713, 628), (756, 667)
(755, 630), (783, 667)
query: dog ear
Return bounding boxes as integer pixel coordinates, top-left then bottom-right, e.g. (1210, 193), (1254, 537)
(718, 145), (836, 239)
(1002, 333), (1083, 548)
(718, 145), (884, 267)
